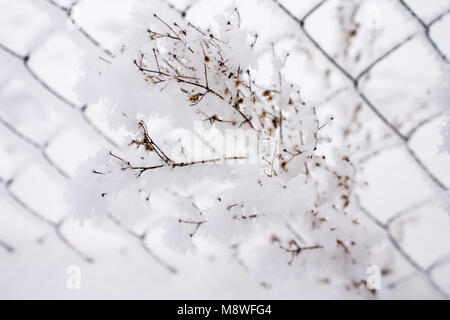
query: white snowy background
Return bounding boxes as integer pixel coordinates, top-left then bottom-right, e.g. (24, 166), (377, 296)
(0, 0), (449, 299)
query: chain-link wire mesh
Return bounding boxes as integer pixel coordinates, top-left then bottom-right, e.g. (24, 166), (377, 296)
(0, 0), (449, 299)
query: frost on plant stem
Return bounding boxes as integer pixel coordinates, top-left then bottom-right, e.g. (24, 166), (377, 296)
(71, 5), (376, 295)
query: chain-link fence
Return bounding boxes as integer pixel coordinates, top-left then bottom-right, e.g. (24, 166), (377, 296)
(0, 0), (449, 299)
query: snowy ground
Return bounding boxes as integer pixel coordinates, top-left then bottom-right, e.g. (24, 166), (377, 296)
(0, 0), (449, 299)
